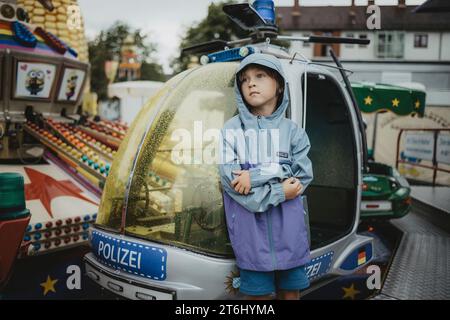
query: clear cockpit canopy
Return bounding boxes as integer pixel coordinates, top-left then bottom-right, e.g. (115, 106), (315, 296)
(96, 62), (239, 256)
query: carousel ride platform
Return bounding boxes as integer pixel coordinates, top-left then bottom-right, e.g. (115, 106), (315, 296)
(372, 185), (450, 300)
(411, 186), (450, 216)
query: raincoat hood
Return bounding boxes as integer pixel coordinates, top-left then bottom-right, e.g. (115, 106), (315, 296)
(235, 53), (289, 129)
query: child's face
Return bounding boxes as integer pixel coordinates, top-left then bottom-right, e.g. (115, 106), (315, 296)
(240, 67), (279, 111)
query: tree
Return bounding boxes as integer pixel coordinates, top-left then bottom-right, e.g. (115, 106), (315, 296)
(171, 0), (248, 74)
(140, 62), (166, 82)
(171, 1), (291, 74)
(88, 21), (164, 100)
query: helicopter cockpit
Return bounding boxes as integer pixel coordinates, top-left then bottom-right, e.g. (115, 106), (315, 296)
(95, 59), (359, 256)
(97, 63), (238, 257)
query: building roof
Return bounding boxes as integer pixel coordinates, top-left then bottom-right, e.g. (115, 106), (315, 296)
(276, 5), (450, 31)
(413, 0), (450, 13)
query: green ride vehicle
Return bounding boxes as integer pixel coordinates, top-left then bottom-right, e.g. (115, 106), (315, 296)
(361, 161), (412, 220)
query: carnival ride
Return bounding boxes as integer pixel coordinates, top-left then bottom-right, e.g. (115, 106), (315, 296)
(84, 0), (376, 300)
(0, 0), (126, 259)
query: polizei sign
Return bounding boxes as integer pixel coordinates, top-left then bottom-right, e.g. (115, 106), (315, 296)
(91, 230), (167, 280)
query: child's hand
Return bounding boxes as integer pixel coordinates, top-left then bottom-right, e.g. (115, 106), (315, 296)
(282, 178), (303, 200)
(231, 170), (251, 195)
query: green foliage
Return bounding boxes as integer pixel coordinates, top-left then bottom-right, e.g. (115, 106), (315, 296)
(171, 0), (291, 74)
(140, 62), (166, 82)
(88, 21), (164, 100)
(171, 0), (247, 74)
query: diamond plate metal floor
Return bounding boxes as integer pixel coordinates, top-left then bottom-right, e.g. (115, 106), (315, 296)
(375, 210), (450, 300)
(411, 186), (450, 215)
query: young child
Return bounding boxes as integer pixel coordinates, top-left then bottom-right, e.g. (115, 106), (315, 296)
(219, 53), (313, 300)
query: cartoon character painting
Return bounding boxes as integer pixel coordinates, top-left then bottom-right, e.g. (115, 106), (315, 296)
(65, 71), (79, 100)
(25, 69), (45, 95)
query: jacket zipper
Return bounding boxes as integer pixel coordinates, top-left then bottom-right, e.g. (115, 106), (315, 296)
(266, 210), (277, 270)
(258, 116), (277, 269)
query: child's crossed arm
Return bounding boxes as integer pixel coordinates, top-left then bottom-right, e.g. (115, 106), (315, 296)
(231, 127), (313, 195)
(220, 130), (286, 213)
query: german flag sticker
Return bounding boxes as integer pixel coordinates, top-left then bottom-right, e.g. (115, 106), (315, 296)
(358, 248), (367, 266)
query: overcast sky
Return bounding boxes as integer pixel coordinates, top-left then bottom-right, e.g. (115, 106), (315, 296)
(78, 0), (426, 73)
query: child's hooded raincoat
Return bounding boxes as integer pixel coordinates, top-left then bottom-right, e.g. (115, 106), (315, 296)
(219, 53), (313, 271)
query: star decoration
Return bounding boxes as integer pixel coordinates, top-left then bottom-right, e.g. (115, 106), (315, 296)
(392, 98), (400, 107)
(24, 167), (98, 218)
(40, 275), (58, 296)
(364, 96), (373, 105)
(415, 100), (421, 109)
(342, 283), (360, 300)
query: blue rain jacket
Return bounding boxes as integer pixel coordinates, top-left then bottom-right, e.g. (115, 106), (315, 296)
(219, 53), (313, 271)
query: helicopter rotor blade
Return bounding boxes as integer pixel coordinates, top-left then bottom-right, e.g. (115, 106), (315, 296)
(308, 35), (370, 45)
(223, 3), (268, 32)
(181, 37), (253, 55)
(277, 35), (370, 45)
(181, 40), (228, 55)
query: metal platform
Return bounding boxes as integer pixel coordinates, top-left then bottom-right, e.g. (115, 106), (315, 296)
(374, 186), (450, 300)
(411, 186), (450, 215)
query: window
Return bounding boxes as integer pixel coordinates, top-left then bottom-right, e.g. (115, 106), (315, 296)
(345, 33), (355, 48)
(359, 34), (368, 48)
(414, 34), (428, 48)
(376, 31), (405, 58)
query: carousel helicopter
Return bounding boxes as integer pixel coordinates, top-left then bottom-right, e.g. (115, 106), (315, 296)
(84, 0), (374, 300)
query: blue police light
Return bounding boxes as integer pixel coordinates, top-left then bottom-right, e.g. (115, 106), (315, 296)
(205, 46), (256, 64)
(253, 0), (275, 24)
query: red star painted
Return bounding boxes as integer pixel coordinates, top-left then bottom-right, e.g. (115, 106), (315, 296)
(24, 167), (98, 218)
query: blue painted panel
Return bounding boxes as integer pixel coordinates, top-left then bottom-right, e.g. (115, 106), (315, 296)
(91, 230), (167, 280)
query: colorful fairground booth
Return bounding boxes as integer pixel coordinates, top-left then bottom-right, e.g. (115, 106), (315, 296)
(0, 0), (116, 259)
(352, 82), (427, 219)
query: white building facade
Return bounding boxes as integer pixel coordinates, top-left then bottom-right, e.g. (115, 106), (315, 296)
(277, 1), (450, 106)
(277, 0), (450, 184)
(289, 30), (450, 62)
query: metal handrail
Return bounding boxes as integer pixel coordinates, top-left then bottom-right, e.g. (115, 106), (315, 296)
(396, 128), (450, 185)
